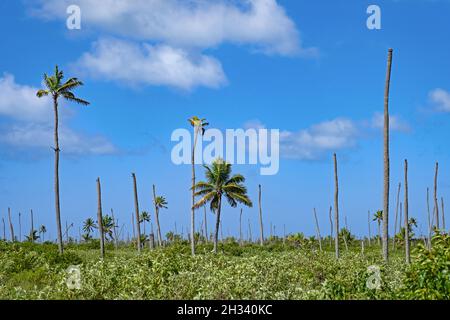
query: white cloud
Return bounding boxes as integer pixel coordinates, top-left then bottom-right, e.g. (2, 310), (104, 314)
(31, 0), (307, 56)
(429, 88), (450, 112)
(0, 74), (117, 156)
(370, 112), (411, 132)
(73, 38), (227, 90)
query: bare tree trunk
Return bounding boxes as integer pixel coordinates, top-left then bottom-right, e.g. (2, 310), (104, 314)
(30, 209), (34, 243)
(328, 206), (333, 248)
(8, 208), (14, 242)
(220, 220), (224, 243)
(333, 153), (340, 259)
(313, 208), (322, 252)
(239, 208), (243, 246)
(427, 188), (432, 249)
(2, 217), (5, 240)
(258, 184), (264, 246)
(382, 48), (393, 263)
(213, 197), (222, 254)
(442, 197), (446, 231)
(361, 241), (365, 256)
(111, 209), (119, 250)
(203, 206), (208, 243)
(404, 160), (410, 264)
(434, 162), (440, 230)
(131, 173), (142, 253)
(150, 223), (155, 249)
(283, 224), (286, 245)
(368, 211), (372, 246)
(53, 95), (64, 254)
(248, 219), (252, 242)
(393, 183), (401, 250)
(152, 185), (163, 247)
(191, 127), (199, 256)
(18, 212), (22, 242)
(97, 178), (105, 259)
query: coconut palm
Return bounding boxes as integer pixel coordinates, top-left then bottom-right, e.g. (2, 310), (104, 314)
(39, 225), (47, 242)
(82, 218), (96, 241)
(188, 116), (209, 256)
(101, 215), (115, 241)
(373, 210), (383, 246)
(36, 65), (90, 254)
(192, 158), (252, 253)
(25, 230), (40, 242)
(154, 194), (168, 247)
(139, 211), (150, 236)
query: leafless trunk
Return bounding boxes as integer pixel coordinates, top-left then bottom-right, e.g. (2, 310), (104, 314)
(283, 224), (286, 245)
(313, 208), (322, 252)
(258, 184), (264, 246)
(368, 211), (372, 246)
(427, 188), (432, 249)
(333, 153), (340, 259)
(18, 212), (22, 242)
(30, 210), (34, 243)
(111, 209), (119, 250)
(2, 217), (5, 240)
(382, 48), (393, 263)
(131, 212), (136, 240)
(191, 126), (200, 256)
(361, 241), (365, 256)
(131, 173), (142, 253)
(248, 219), (252, 242)
(213, 197), (222, 253)
(152, 185), (163, 247)
(239, 208), (243, 246)
(97, 178), (105, 259)
(328, 206), (333, 248)
(393, 183), (401, 250)
(404, 160), (410, 264)
(442, 197), (446, 231)
(150, 223), (155, 249)
(53, 95), (64, 254)
(434, 162), (440, 230)
(8, 208), (14, 242)
(203, 206), (208, 243)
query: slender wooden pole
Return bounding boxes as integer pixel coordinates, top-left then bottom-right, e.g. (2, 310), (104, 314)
(404, 160), (410, 264)
(111, 209), (119, 250)
(97, 178), (105, 259)
(382, 48), (393, 263)
(8, 207), (14, 242)
(427, 188), (432, 248)
(441, 197), (446, 231)
(333, 153), (340, 259)
(393, 183), (401, 250)
(258, 184), (264, 246)
(132, 173), (142, 253)
(434, 162), (440, 229)
(328, 206), (333, 248)
(313, 208), (322, 252)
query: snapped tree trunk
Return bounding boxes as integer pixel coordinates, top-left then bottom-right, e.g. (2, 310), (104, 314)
(53, 95), (64, 254)
(382, 48), (393, 263)
(427, 188), (432, 249)
(258, 184), (264, 246)
(152, 185), (163, 247)
(2, 217), (5, 241)
(393, 183), (401, 250)
(239, 208), (243, 246)
(442, 197), (446, 231)
(313, 208), (322, 252)
(191, 126), (199, 256)
(132, 173), (142, 253)
(434, 162), (440, 230)
(333, 153), (340, 259)
(97, 178), (105, 259)
(328, 206), (333, 248)
(213, 197), (222, 254)
(18, 212), (21, 242)
(111, 209), (119, 250)
(404, 160), (410, 264)
(8, 207), (14, 242)
(248, 219), (252, 242)
(30, 209), (34, 243)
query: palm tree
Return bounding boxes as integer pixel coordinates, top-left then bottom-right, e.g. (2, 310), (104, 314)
(101, 215), (115, 241)
(373, 210), (383, 246)
(153, 190), (168, 247)
(26, 230), (40, 242)
(192, 158), (252, 254)
(139, 211), (150, 236)
(188, 116), (209, 256)
(37, 65), (90, 254)
(82, 218), (96, 241)
(39, 225), (47, 242)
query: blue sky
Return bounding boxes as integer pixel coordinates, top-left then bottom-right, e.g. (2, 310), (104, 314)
(1, 0), (450, 241)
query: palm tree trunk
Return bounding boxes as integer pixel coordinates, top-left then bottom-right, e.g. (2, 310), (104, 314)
(213, 197), (222, 253)
(30, 209), (34, 243)
(111, 209), (119, 250)
(2, 218), (5, 241)
(191, 127), (199, 256)
(427, 187), (432, 248)
(152, 185), (163, 247)
(131, 173), (142, 253)
(441, 197), (446, 231)
(97, 178), (105, 259)
(404, 159), (410, 264)
(377, 221), (381, 246)
(258, 184), (264, 246)
(53, 95), (64, 254)
(368, 211), (372, 246)
(333, 153), (339, 259)
(313, 208), (322, 252)
(239, 208), (243, 246)
(382, 48), (393, 263)
(131, 212), (136, 240)
(393, 183), (401, 250)
(18, 212), (21, 242)
(248, 219), (252, 242)
(203, 206), (208, 243)
(434, 162), (440, 229)
(328, 206), (333, 248)
(8, 207), (14, 242)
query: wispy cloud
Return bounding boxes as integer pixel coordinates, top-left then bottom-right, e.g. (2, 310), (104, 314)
(73, 38), (227, 90)
(428, 88), (450, 112)
(0, 73), (117, 156)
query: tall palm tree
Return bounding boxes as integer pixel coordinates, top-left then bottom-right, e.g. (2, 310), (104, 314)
(101, 215), (115, 241)
(153, 191), (168, 247)
(37, 65), (90, 254)
(82, 218), (96, 241)
(139, 211), (150, 236)
(39, 225), (47, 242)
(188, 116), (209, 256)
(192, 158), (252, 254)
(373, 210), (383, 246)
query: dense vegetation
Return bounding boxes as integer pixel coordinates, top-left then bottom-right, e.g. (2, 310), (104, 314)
(1, 233), (448, 300)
